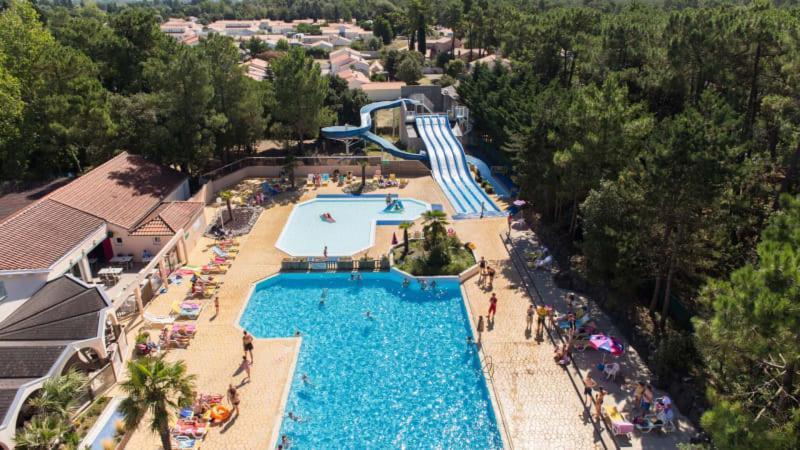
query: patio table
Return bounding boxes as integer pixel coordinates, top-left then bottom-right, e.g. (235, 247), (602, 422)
(110, 255), (133, 269)
(98, 267), (123, 285)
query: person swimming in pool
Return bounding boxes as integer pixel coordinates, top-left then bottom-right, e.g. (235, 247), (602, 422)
(402, 277), (410, 288)
(321, 212), (335, 222)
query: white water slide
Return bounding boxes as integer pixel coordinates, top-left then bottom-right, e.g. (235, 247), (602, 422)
(415, 115), (502, 218)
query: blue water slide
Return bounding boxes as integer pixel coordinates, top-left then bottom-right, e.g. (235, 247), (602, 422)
(321, 99), (427, 161)
(417, 114), (504, 218)
(321, 98), (505, 219)
(435, 116), (501, 214)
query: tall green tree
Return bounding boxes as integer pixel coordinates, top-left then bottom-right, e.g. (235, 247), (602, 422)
(271, 47), (332, 152)
(695, 194), (800, 449)
(143, 43), (220, 173)
(199, 34), (268, 162)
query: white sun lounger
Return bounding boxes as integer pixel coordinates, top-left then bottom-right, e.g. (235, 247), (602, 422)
(144, 312), (176, 325)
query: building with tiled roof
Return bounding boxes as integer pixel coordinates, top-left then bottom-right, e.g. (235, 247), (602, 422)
(0, 276), (121, 450)
(0, 151), (205, 309)
(48, 152), (187, 230)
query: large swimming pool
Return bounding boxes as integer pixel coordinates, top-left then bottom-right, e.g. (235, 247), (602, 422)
(239, 271), (502, 448)
(275, 195), (430, 256)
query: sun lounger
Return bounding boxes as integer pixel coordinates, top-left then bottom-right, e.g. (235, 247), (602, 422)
(172, 324), (197, 336)
(172, 436), (196, 449)
(322, 173), (330, 186)
(558, 314), (591, 331)
(211, 245), (238, 256)
(144, 312), (176, 325)
(172, 301), (203, 319)
(172, 420), (207, 438)
(605, 405), (634, 438)
(306, 174), (314, 187)
(399, 178), (409, 188)
(201, 264), (227, 275)
(635, 412), (676, 433)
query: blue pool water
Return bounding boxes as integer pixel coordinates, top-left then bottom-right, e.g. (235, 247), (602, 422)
(275, 196), (430, 256)
(239, 272), (502, 448)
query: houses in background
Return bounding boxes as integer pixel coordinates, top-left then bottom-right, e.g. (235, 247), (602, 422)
(160, 17), (374, 51)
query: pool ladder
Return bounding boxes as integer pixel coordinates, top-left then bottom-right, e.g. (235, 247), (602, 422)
(482, 355), (495, 380)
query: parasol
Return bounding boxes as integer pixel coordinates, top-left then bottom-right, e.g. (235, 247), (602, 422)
(589, 334), (625, 362)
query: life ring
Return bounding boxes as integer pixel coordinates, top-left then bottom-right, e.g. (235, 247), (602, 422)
(210, 405), (231, 422)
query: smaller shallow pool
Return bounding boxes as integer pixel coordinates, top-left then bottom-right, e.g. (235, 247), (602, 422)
(276, 195), (430, 256)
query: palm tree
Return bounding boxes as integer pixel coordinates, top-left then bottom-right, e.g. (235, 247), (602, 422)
(358, 159), (369, 190)
(421, 210), (449, 245)
(119, 357), (196, 450)
(26, 369), (87, 419)
(219, 190), (234, 223)
(282, 155), (298, 188)
(399, 221), (413, 255)
(14, 414), (72, 450)
(14, 370), (87, 449)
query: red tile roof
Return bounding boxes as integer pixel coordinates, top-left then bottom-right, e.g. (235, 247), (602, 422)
(48, 152), (187, 229)
(130, 201), (204, 236)
(0, 199), (104, 271)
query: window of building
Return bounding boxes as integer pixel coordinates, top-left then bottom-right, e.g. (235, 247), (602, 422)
(153, 236), (161, 245)
(0, 280), (7, 302)
(115, 237), (123, 245)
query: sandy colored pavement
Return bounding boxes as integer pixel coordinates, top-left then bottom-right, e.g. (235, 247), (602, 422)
(122, 175), (688, 449)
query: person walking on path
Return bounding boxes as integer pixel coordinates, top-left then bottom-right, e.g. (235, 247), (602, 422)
(240, 356), (251, 382)
(535, 303), (548, 336)
(486, 266), (496, 289)
(477, 315), (485, 344)
(594, 388), (607, 420)
(583, 372), (598, 407)
(243, 331), (254, 362)
(526, 304), (534, 332)
(227, 384), (240, 415)
(214, 296), (220, 317)
(507, 213), (513, 234)
(323, 245), (328, 258)
(488, 293), (498, 321)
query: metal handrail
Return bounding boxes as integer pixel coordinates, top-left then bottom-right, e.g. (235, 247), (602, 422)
(500, 232), (613, 450)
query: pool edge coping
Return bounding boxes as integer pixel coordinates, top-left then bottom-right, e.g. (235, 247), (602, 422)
(459, 274), (514, 450)
(234, 270), (302, 450)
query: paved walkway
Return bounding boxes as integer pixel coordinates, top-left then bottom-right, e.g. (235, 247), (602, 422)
(120, 175), (692, 449)
(501, 216), (696, 448)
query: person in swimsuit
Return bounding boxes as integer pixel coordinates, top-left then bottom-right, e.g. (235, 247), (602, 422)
(535, 304), (548, 336)
(243, 331), (254, 362)
(583, 373), (598, 407)
(479, 256), (487, 275)
(488, 293), (498, 320)
(240, 356), (251, 381)
(486, 266), (496, 288)
(228, 384), (240, 414)
(526, 304), (534, 331)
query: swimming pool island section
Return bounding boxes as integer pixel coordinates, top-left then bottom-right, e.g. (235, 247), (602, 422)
(275, 195), (431, 257)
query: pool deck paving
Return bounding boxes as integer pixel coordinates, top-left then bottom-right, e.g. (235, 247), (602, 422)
(122, 175), (692, 449)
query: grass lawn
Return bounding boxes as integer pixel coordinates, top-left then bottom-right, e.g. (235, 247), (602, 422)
(392, 238), (476, 276)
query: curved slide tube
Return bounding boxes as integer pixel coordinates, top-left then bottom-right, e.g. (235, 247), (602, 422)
(321, 99), (427, 161)
(416, 115), (504, 219)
